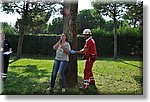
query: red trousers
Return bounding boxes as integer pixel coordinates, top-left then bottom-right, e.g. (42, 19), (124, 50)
(83, 58), (95, 87)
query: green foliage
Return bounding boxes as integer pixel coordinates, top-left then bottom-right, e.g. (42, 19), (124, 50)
(1, 1), (62, 35)
(48, 17), (63, 34)
(117, 21), (142, 36)
(2, 57), (142, 95)
(6, 35), (142, 57)
(1, 22), (17, 35)
(92, 28), (112, 36)
(77, 9), (106, 34)
(92, 0), (128, 20)
(27, 9), (52, 34)
(123, 1), (143, 27)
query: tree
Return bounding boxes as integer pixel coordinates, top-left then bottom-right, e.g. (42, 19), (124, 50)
(92, 0), (132, 59)
(77, 9), (95, 33)
(28, 9), (50, 34)
(1, 22), (17, 35)
(77, 9), (106, 34)
(123, 0), (143, 28)
(48, 17), (63, 34)
(63, 0), (78, 87)
(1, 1), (60, 59)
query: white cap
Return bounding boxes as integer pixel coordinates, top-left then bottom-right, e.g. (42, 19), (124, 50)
(82, 29), (91, 35)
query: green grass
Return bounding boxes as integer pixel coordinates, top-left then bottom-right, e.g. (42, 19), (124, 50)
(2, 56), (143, 95)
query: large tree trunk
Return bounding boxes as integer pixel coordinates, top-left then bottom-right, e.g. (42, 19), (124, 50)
(16, 2), (29, 59)
(113, 4), (117, 60)
(63, 0), (78, 87)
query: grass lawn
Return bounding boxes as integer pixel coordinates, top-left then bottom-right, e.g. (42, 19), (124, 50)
(1, 56), (143, 95)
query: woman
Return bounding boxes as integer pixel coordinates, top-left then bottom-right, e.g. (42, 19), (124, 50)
(47, 33), (71, 93)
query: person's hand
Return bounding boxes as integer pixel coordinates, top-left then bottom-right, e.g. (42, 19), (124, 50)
(61, 44), (65, 49)
(70, 50), (76, 54)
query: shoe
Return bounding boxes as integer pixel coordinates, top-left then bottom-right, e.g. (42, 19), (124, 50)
(79, 86), (88, 90)
(46, 87), (54, 93)
(61, 88), (66, 93)
(89, 83), (95, 86)
(2, 74), (7, 81)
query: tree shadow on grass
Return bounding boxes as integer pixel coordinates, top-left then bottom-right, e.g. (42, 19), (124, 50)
(2, 65), (51, 95)
(41, 75), (101, 95)
(9, 65), (36, 69)
(9, 58), (19, 64)
(77, 76), (100, 95)
(133, 76), (143, 86)
(118, 59), (142, 68)
(96, 57), (142, 62)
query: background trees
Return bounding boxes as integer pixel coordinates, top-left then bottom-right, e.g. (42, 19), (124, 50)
(123, 1), (143, 28)
(92, 0), (141, 59)
(1, 1), (61, 59)
(1, 22), (17, 35)
(48, 17), (63, 34)
(77, 9), (106, 34)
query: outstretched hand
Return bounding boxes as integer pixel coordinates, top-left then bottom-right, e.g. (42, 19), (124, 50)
(70, 50), (76, 54)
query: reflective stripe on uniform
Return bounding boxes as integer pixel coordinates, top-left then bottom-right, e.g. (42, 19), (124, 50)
(90, 76), (95, 80)
(1, 73), (7, 76)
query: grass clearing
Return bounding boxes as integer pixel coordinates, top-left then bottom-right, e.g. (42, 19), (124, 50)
(2, 56), (143, 95)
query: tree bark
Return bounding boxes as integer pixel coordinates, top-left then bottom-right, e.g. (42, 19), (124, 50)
(113, 4), (117, 60)
(16, 2), (29, 59)
(63, 0), (78, 87)
(16, 21), (25, 59)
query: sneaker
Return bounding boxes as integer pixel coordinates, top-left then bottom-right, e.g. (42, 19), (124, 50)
(46, 87), (54, 93)
(89, 83), (95, 86)
(61, 88), (66, 93)
(79, 86), (88, 90)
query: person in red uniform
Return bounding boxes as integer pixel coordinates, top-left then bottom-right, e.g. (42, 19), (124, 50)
(70, 29), (97, 89)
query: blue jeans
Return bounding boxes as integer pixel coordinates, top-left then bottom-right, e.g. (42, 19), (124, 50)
(50, 59), (68, 89)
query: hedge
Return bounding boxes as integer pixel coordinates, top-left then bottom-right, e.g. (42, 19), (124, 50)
(6, 35), (142, 57)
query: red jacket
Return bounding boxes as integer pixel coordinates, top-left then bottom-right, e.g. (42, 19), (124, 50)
(84, 37), (97, 55)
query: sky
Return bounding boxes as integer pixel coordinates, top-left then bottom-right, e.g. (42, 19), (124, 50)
(0, 0), (95, 25)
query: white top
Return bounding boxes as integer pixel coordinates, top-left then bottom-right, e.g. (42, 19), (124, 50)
(55, 42), (71, 62)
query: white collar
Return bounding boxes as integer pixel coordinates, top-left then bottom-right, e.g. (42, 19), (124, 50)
(86, 36), (92, 42)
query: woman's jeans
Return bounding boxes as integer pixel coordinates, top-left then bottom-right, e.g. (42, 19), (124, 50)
(50, 59), (68, 89)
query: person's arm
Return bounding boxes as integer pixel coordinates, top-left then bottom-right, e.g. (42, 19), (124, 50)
(70, 47), (88, 55)
(7, 40), (12, 52)
(61, 44), (70, 55)
(76, 48), (88, 54)
(9, 48), (12, 51)
(53, 39), (61, 50)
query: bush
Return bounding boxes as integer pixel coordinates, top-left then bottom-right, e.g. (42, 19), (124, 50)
(2, 22), (17, 35)
(6, 35), (142, 57)
(92, 28), (113, 37)
(117, 25), (142, 37)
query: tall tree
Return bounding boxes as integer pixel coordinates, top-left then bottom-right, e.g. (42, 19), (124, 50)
(92, 0), (134, 59)
(1, 0), (59, 59)
(77, 9), (106, 34)
(63, 0), (78, 87)
(48, 17), (63, 34)
(123, 0), (143, 28)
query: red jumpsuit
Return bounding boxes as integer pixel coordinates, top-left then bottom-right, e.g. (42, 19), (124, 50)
(83, 37), (97, 89)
